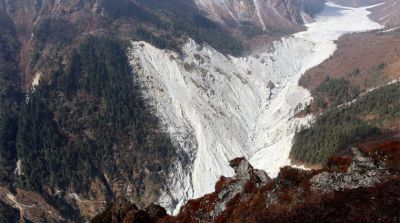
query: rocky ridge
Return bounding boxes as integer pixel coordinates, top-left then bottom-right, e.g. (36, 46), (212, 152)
(92, 141), (400, 222)
(310, 147), (387, 192)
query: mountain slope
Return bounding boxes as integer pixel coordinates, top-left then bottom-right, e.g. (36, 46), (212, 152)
(194, 0), (325, 31)
(0, 37), (181, 222)
(0, 0), (318, 221)
(0, 9), (22, 186)
(0, 0), (244, 90)
(331, 0), (400, 27)
(0, 0), (394, 222)
(292, 82), (400, 165)
(369, 0), (400, 27)
(128, 2), (381, 214)
(293, 28), (400, 166)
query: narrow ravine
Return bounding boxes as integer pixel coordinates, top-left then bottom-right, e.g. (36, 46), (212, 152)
(128, 2), (382, 214)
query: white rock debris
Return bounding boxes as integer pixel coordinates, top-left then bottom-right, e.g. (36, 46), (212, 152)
(31, 71), (42, 89)
(14, 159), (22, 176)
(127, 2), (382, 214)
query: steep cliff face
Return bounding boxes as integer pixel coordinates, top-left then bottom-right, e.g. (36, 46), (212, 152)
(194, 0), (325, 32)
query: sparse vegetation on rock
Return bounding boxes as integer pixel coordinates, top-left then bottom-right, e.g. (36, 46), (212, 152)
(93, 144), (400, 223)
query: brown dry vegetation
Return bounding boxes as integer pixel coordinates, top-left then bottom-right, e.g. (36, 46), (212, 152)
(93, 140), (400, 223)
(291, 26), (400, 170)
(358, 139), (400, 172)
(301, 31), (400, 93)
(331, 0), (400, 27)
(369, 0), (400, 28)
(164, 139), (400, 223)
(0, 186), (63, 222)
(298, 30), (400, 116)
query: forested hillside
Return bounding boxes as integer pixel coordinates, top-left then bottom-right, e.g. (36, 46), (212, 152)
(311, 77), (360, 110)
(0, 37), (180, 221)
(0, 10), (22, 187)
(293, 28), (400, 166)
(291, 82), (400, 165)
(0, 0), (253, 219)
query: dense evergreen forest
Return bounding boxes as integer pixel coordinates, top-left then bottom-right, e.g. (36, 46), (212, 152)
(291, 82), (400, 165)
(130, 0), (244, 55)
(18, 36), (176, 194)
(313, 77), (360, 109)
(131, 12), (244, 55)
(96, 0), (244, 55)
(240, 23), (265, 38)
(0, 36), (179, 220)
(0, 12), (22, 186)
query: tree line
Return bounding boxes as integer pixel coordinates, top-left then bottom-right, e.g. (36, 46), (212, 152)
(291, 82), (400, 165)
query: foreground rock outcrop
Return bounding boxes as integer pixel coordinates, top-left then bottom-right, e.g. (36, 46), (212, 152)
(91, 201), (167, 223)
(311, 148), (387, 192)
(92, 141), (400, 223)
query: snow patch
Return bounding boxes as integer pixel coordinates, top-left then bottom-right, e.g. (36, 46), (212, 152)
(128, 2), (382, 214)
